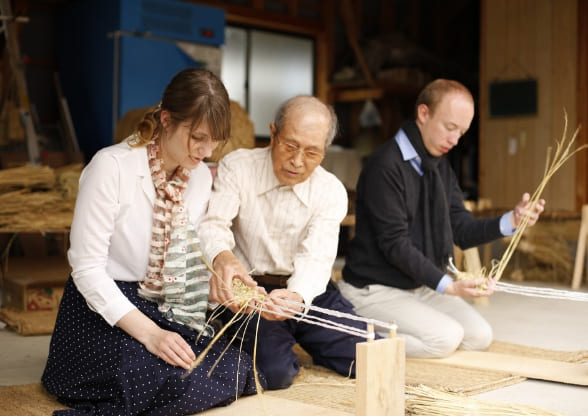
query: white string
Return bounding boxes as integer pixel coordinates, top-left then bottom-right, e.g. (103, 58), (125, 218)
(244, 297), (397, 340)
(495, 281), (588, 302)
(449, 256), (588, 302)
(254, 304), (372, 339)
(281, 298), (398, 332)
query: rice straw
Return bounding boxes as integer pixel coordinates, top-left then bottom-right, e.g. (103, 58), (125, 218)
(406, 384), (565, 416)
(451, 112), (586, 284)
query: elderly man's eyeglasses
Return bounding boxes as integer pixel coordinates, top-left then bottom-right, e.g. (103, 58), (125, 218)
(275, 136), (325, 162)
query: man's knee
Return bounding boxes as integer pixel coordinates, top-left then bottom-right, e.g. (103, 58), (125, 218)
(422, 322), (464, 358)
(261, 360), (299, 390)
(461, 320), (493, 351)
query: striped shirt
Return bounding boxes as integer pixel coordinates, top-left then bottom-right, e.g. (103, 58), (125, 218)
(199, 147), (348, 305)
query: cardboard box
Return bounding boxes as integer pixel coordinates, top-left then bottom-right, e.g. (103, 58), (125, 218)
(1, 256), (70, 312)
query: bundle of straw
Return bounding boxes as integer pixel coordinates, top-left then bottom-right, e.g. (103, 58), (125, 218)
(489, 113), (585, 282)
(55, 163), (83, 200)
(406, 385), (565, 416)
(452, 112), (586, 284)
(0, 164), (81, 231)
(0, 164), (55, 192)
(0, 189), (75, 231)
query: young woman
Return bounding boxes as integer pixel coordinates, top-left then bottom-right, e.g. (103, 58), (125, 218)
(42, 68), (263, 415)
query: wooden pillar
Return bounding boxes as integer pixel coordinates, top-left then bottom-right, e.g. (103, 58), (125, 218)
(571, 204), (588, 289)
(355, 328), (405, 416)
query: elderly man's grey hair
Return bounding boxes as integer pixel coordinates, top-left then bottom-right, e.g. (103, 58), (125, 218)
(273, 95), (338, 147)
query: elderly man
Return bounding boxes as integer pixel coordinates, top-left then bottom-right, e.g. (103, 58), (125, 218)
(338, 79), (545, 358)
(199, 95), (366, 390)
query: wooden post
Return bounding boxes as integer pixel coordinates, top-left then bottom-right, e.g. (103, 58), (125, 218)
(462, 200), (489, 305)
(356, 328), (405, 416)
(571, 205), (588, 289)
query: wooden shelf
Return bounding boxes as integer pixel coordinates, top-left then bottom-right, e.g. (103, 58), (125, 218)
(328, 81), (421, 103)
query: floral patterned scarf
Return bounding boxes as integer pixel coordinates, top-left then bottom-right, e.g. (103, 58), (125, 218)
(138, 139), (212, 335)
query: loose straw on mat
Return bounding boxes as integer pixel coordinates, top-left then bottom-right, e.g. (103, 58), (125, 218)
(406, 384), (565, 416)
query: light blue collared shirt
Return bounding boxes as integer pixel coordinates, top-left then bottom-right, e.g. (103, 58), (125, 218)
(395, 130), (515, 293)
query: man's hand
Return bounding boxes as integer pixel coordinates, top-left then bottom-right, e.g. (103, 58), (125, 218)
(210, 250), (260, 313)
(445, 277), (495, 298)
(260, 289), (304, 321)
(511, 192), (546, 229)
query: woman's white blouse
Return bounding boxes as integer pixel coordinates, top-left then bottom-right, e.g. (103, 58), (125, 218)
(67, 142), (212, 326)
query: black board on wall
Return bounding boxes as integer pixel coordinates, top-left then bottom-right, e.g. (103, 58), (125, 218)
(489, 79), (538, 117)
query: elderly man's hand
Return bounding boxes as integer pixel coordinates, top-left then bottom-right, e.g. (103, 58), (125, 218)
(210, 251), (260, 313)
(260, 289), (305, 321)
(511, 192), (546, 229)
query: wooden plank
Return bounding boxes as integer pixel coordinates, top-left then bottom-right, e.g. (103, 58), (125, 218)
(550, 0), (578, 211)
(356, 337), (405, 416)
(480, 0), (579, 211)
(412, 350), (588, 386)
(317, 0), (334, 103)
(330, 88), (384, 103)
(576, 0), (588, 209)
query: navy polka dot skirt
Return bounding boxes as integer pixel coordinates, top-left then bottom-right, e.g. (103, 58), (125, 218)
(42, 278), (265, 415)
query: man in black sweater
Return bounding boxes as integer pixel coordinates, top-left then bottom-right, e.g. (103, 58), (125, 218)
(339, 79), (545, 358)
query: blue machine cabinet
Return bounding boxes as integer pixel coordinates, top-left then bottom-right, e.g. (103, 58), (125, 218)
(58, 0), (225, 161)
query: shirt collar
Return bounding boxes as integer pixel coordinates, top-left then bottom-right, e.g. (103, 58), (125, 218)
(395, 128), (420, 164)
(257, 147), (311, 207)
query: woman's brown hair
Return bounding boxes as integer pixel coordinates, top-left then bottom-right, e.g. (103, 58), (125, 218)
(130, 68), (230, 147)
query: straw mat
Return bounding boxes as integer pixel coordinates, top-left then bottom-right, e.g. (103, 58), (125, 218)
(0, 383), (68, 416)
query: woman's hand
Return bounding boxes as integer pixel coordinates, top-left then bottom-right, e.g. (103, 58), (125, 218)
(142, 327), (196, 369)
(116, 309), (195, 369)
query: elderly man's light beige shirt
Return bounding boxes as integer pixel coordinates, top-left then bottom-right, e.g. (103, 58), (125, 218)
(199, 147), (348, 305)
